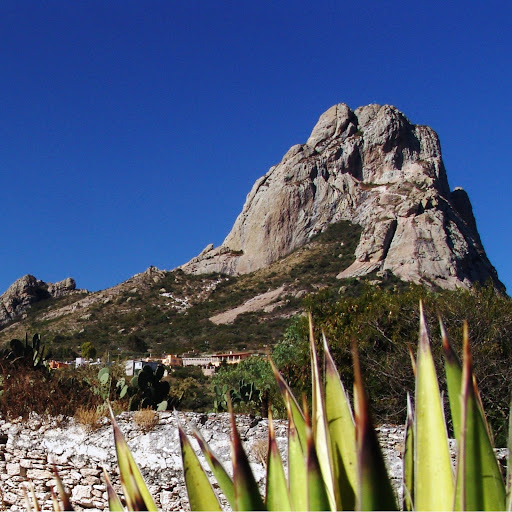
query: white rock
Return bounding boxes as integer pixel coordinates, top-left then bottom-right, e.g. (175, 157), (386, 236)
(5, 462), (20, 476)
(1, 491), (18, 505)
(71, 484), (92, 501)
(26, 468), (53, 480)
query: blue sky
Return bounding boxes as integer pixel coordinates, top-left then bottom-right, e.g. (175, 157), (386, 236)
(0, 1), (510, 293)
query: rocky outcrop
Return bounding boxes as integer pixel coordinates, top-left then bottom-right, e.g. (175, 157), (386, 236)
(209, 285), (287, 324)
(47, 277), (77, 298)
(182, 104), (503, 291)
(0, 275), (79, 328)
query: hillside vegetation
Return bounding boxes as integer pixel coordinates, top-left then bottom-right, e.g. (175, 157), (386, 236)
(0, 221), (362, 358)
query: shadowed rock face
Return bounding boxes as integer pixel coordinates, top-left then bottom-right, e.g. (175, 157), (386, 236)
(182, 103), (503, 291)
(0, 275), (77, 327)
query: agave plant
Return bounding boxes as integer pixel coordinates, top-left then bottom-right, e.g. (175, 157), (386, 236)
(179, 313), (396, 511)
(28, 305), (512, 511)
(178, 307), (511, 511)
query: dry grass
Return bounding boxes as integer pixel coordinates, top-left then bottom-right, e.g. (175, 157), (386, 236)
(74, 406), (105, 432)
(133, 408), (159, 433)
(251, 438), (269, 468)
(0, 366), (96, 420)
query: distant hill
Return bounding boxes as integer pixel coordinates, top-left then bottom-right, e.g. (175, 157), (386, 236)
(0, 220), (370, 357)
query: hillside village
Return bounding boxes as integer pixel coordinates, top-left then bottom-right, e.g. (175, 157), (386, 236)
(67, 348), (260, 377)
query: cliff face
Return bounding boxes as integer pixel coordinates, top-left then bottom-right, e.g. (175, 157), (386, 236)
(0, 275), (78, 327)
(182, 103), (503, 291)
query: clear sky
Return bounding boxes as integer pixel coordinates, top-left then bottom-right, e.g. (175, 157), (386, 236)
(0, 1), (510, 294)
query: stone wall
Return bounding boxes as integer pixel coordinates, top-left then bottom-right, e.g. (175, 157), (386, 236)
(0, 412), (405, 511)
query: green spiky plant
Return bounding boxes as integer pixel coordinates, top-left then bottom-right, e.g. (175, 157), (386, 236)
(26, 306), (512, 511)
(177, 306), (510, 511)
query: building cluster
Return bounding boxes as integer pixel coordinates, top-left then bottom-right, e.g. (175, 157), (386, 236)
(161, 350), (255, 376)
(49, 350), (257, 377)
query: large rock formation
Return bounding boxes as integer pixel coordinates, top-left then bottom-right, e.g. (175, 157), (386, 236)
(0, 275), (78, 327)
(182, 104), (503, 291)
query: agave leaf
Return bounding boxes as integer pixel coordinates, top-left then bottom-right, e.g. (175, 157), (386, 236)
(415, 303), (454, 511)
(455, 323), (506, 511)
(472, 373), (494, 442)
(52, 464), (74, 511)
(23, 484), (41, 512)
(23, 488), (33, 512)
(309, 320), (336, 510)
(304, 405), (331, 511)
(50, 488), (61, 512)
(229, 411), (266, 511)
(112, 412), (157, 511)
(440, 319), (463, 438)
(192, 427), (235, 507)
(286, 394), (308, 511)
(323, 331), (357, 510)
(353, 342), (398, 511)
(30, 484), (41, 512)
(408, 344), (417, 377)
(403, 393), (414, 512)
(456, 336), (468, 512)
(103, 468), (125, 512)
(265, 409), (291, 511)
(269, 357), (307, 450)
(179, 424), (222, 511)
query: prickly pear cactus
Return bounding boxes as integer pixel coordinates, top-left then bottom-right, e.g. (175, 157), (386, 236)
(128, 364), (175, 411)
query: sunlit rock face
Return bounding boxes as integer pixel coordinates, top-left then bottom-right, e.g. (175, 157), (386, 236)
(182, 103), (503, 291)
(0, 275), (77, 327)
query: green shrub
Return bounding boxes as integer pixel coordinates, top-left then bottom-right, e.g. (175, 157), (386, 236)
(303, 282), (512, 445)
(179, 310), (508, 511)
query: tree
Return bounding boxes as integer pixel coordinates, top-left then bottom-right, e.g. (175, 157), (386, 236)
(126, 334), (148, 354)
(80, 341), (97, 360)
(272, 315), (310, 396)
(303, 281), (512, 445)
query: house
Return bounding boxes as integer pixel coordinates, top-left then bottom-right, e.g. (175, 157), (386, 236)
(181, 355), (220, 367)
(48, 360), (70, 369)
(161, 354), (182, 367)
(75, 357), (102, 367)
(125, 359), (159, 376)
(214, 351), (255, 365)
(178, 351), (257, 375)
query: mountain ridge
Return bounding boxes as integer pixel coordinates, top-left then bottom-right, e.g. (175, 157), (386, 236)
(181, 103), (502, 292)
(0, 220), (364, 353)
(0, 103), (504, 341)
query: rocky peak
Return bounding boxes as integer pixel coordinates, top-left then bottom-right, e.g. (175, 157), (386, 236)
(0, 275), (78, 328)
(48, 277), (77, 298)
(181, 103), (503, 291)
